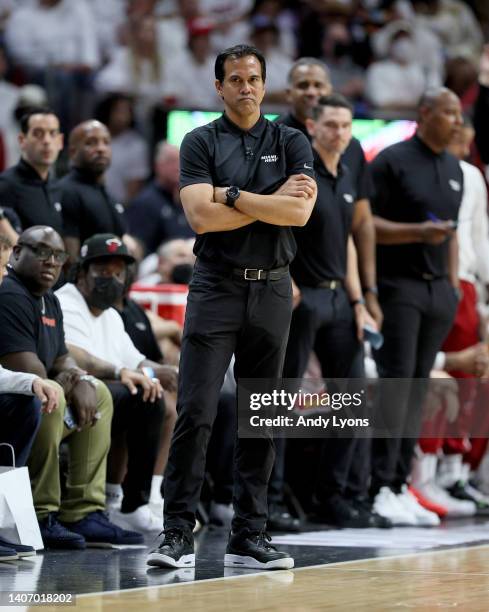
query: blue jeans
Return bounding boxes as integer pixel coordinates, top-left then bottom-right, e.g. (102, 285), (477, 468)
(0, 394), (42, 467)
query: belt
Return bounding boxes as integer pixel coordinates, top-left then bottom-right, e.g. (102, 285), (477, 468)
(232, 266), (289, 281)
(317, 279), (342, 289)
(421, 273), (445, 281)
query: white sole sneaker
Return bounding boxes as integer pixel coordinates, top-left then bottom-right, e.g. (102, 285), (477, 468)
(224, 553), (294, 570)
(147, 552), (195, 568)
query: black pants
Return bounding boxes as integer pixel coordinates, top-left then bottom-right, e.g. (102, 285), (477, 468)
(206, 391), (237, 504)
(371, 277), (458, 494)
(106, 382), (165, 513)
(0, 394), (42, 467)
(164, 259), (293, 533)
(269, 286), (369, 504)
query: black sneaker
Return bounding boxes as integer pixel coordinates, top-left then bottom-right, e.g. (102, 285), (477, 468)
(0, 537), (36, 558)
(39, 513), (86, 550)
(268, 503), (302, 533)
(351, 497), (393, 529)
(315, 494), (366, 527)
(448, 481), (489, 516)
(224, 529), (294, 570)
(147, 528), (195, 568)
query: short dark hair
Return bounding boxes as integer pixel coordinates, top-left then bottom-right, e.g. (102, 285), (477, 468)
(311, 94), (354, 120)
(19, 106), (57, 134)
(287, 57), (329, 84)
(214, 44), (266, 82)
(94, 93), (136, 130)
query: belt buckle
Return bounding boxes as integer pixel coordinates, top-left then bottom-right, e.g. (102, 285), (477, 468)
(244, 268), (265, 280)
(422, 273), (434, 281)
(330, 280), (337, 289)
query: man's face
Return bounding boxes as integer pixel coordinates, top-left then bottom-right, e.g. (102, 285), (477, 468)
(78, 257), (127, 310)
(13, 228), (67, 294)
(423, 91), (463, 148)
(215, 55), (265, 119)
(307, 105), (353, 156)
(19, 113), (63, 169)
(0, 248), (11, 285)
(72, 124), (111, 175)
(287, 64), (332, 122)
(447, 125), (474, 160)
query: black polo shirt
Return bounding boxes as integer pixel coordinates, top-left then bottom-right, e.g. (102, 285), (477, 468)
(276, 112), (373, 201)
(291, 151), (357, 286)
(179, 113), (314, 268)
(119, 298), (163, 363)
(57, 167), (127, 243)
(0, 269), (68, 374)
(370, 134), (463, 280)
(0, 159), (64, 234)
(125, 181), (194, 254)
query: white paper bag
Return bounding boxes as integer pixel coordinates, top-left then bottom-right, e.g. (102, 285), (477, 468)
(0, 443), (44, 550)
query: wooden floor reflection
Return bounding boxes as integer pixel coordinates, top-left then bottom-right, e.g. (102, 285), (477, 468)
(40, 544), (489, 611)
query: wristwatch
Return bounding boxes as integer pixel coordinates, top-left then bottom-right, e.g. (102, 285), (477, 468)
(79, 374), (98, 388)
(350, 298), (366, 307)
(225, 186), (240, 208)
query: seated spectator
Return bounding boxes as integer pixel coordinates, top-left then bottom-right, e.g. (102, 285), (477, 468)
(138, 238), (195, 286)
(250, 17), (292, 107)
(411, 0), (483, 63)
(94, 93), (149, 206)
(320, 22), (365, 101)
(113, 262), (178, 516)
(0, 226), (141, 549)
(371, 18), (444, 88)
(0, 108), (64, 237)
(125, 142), (193, 255)
(365, 23), (426, 114)
(167, 18), (220, 111)
(4, 0), (100, 130)
(55, 234), (177, 532)
(94, 14), (174, 124)
(57, 120), (128, 264)
(0, 233), (58, 560)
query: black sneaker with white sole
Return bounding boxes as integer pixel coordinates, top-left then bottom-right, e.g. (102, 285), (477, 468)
(147, 528), (195, 568)
(224, 530), (294, 570)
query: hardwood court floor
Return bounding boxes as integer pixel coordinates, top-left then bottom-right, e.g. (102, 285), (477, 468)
(36, 544), (489, 611)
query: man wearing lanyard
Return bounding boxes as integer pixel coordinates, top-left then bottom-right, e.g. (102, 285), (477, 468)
(370, 87), (463, 524)
(147, 44), (317, 570)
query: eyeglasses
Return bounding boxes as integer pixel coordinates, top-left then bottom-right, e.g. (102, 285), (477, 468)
(18, 242), (69, 265)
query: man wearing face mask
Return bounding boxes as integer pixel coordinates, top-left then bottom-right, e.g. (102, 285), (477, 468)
(365, 25), (427, 114)
(55, 233), (178, 533)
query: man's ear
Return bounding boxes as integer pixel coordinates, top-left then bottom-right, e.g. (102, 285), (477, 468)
(215, 79), (224, 99)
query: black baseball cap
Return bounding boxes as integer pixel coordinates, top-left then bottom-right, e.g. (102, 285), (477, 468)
(79, 234), (135, 265)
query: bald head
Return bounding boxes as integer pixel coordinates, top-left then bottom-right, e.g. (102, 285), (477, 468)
(69, 120), (111, 177)
(286, 58), (332, 124)
(417, 86), (463, 151)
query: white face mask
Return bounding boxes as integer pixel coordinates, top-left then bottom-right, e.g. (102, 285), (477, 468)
(390, 38), (416, 63)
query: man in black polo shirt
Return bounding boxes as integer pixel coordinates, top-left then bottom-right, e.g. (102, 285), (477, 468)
(57, 120), (128, 263)
(147, 44), (317, 571)
(0, 108), (64, 235)
(0, 226), (142, 549)
(282, 94), (390, 529)
(277, 57), (381, 325)
(370, 87), (463, 523)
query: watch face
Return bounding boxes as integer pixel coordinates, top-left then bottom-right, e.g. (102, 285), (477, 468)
(228, 186), (239, 199)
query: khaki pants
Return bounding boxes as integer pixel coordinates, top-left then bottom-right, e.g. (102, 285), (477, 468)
(28, 380), (113, 523)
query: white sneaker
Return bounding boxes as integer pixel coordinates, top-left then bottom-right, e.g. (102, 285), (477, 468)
(111, 504), (163, 532)
(209, 501), (233, 527)
(419, 482), (476, 518)
(372, 487), (418, 526)
(396, 485), (440, 526)
(437, 454), (464, 488)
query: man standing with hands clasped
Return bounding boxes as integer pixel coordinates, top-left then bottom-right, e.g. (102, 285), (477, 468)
(147, 44), (317, 571)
